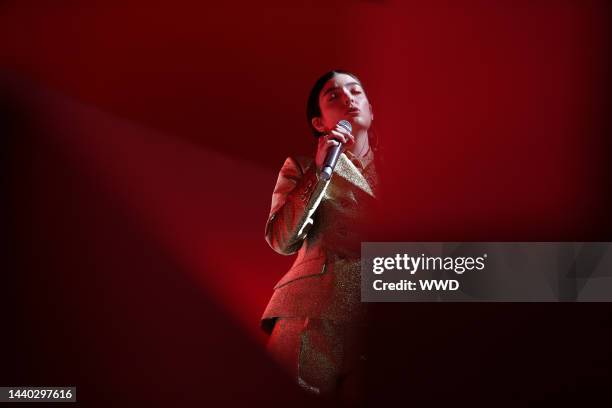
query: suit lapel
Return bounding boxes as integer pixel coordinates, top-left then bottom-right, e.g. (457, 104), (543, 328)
(334, 153), (375, 197)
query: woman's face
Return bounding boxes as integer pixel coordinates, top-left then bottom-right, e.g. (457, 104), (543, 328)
(313, 73), (373, 134)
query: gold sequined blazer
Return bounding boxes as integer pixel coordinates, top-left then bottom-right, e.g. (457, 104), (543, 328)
(261, 150), (379, 333)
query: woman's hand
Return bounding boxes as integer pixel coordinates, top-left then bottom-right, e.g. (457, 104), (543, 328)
(315, 123), (355, 171)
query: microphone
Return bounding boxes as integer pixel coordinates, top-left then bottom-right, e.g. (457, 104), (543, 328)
(320, 120), (352, 181)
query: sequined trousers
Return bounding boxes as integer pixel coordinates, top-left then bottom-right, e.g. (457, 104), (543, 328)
(266, 316), (368, 403)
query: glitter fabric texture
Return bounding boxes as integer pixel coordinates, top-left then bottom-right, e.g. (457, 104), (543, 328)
(267, 317), (368, 399)
(262, 149), (378, 397)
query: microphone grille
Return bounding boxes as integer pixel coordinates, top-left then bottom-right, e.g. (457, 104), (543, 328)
(338, 120), (352, 133)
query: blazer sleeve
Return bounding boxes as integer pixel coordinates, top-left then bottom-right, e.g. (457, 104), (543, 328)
(265, 157), (330, 255)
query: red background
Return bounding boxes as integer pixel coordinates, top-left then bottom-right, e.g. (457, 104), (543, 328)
(2, 0), (611, 405)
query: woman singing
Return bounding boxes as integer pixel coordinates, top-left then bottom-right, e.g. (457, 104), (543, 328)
(261, 70), (380, 401)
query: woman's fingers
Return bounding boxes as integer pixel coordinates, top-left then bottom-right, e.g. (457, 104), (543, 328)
(329, 130), (349, 143)
(335, 123), (354, 136)
(319, 124), (355, 151)
(317, 136), (340, 152)
(315, 128), (355, 169)
(334, 123), (354, 142)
